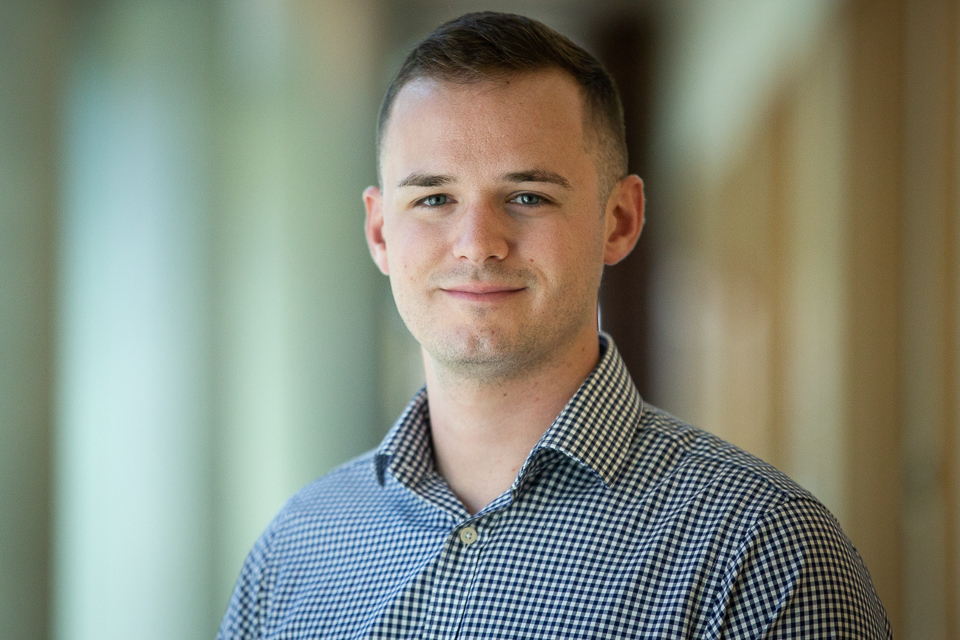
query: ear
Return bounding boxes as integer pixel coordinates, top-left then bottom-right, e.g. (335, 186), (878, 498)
(363, 185), (390, 275)
(602, 175), (645, 265)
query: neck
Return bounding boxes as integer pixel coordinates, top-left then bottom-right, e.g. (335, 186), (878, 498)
(425, 328), (601, 515)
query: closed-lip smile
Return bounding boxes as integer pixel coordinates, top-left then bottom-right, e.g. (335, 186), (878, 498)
(441, 283), (526, 302)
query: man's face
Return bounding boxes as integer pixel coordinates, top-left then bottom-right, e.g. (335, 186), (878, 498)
(365, 70), (624, 381)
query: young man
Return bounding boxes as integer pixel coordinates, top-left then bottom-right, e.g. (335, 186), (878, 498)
(220, 12), (891, 638)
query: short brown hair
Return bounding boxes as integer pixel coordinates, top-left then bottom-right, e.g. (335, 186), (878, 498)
(377, 11), (628, 197)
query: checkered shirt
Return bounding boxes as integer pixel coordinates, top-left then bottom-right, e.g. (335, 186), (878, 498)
(219, 334), (891, 639)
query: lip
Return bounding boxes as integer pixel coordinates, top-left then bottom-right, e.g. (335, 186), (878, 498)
(440, 284), (526, 302)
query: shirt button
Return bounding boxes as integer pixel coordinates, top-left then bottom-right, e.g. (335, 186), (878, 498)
(459, 526), (479, 545)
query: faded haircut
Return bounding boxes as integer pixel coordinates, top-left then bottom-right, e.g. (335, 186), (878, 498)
(376, 11), (628, 199)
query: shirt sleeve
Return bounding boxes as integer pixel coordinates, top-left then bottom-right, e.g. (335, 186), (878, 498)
(217, 519), (281, 640)
(717, 497), (892, 639)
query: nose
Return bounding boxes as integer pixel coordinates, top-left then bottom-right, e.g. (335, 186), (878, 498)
(452, 200), (510, 263)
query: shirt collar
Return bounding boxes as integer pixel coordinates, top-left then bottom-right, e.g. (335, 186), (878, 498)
(374, 388), (432, 488)
(374, 332), (643, 490)
(522, 332), (643, 487)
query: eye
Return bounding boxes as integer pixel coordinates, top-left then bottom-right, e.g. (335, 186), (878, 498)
(419, 194), (450, 207)
(511, 193), (544, 206)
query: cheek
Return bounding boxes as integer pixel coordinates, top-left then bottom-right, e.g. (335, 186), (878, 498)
(385, 220), (448, 280)
(528, 223), (604, 280)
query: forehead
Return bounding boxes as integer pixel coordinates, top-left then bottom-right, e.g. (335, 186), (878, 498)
(379, 71), (591, 181)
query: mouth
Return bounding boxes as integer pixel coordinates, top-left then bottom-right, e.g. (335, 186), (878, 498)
(440, 284), (527, 303)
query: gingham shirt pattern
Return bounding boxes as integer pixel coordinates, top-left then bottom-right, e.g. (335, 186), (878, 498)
(219, 334), (891, 639)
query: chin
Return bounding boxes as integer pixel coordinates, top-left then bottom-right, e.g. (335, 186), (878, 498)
(426, 327), (550, 380)
(434, 330), (506, 362)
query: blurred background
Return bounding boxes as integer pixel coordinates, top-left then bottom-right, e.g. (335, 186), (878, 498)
(1, 0), (957, 637)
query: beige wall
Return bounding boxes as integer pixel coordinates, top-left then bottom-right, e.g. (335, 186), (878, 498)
(900, 0), (960, 635)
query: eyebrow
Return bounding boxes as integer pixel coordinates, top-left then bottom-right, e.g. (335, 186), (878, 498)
(397, 173), (455, 188)
(395, 169), (572, 190)
(500, 169), (572, 189)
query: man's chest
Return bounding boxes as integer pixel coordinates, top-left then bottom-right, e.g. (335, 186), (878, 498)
(259, 478), (749, 639)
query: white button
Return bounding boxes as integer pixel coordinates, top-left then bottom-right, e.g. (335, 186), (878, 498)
(459, 526), (479, 545)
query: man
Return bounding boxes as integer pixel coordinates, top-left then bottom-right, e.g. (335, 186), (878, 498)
(220, 12), (890, 639)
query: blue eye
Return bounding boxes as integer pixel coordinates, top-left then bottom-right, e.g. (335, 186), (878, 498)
(421, 194), (448, 207)
(513, 193), (542, 205)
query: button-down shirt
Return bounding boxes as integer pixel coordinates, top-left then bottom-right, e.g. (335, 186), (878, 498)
(219, 334), (891, 639)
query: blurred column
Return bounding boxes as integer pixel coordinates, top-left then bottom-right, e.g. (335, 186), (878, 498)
(0, 2), (61, 639)
(781, 29), (848, 540)
(55, 1), (216, 638)
(210, 0), (384, 612)
(845, 0), (905, 629)
(900, 0), (960, 636)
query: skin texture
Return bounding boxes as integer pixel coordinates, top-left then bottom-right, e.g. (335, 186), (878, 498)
(364, 70), (644, 513)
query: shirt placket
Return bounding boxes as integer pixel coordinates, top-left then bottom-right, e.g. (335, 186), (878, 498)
(420, 518), (488, 639)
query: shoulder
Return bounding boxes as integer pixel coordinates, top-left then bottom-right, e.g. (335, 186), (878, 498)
(721, 491), (891, 638)
(625, 405), (850, 546)
(235, 450), (385, 575)
(624, 405), (813, 507)
(217, 450), (384, 637)
(620, 406), (891, 638)
(267, 450), (383, 540)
